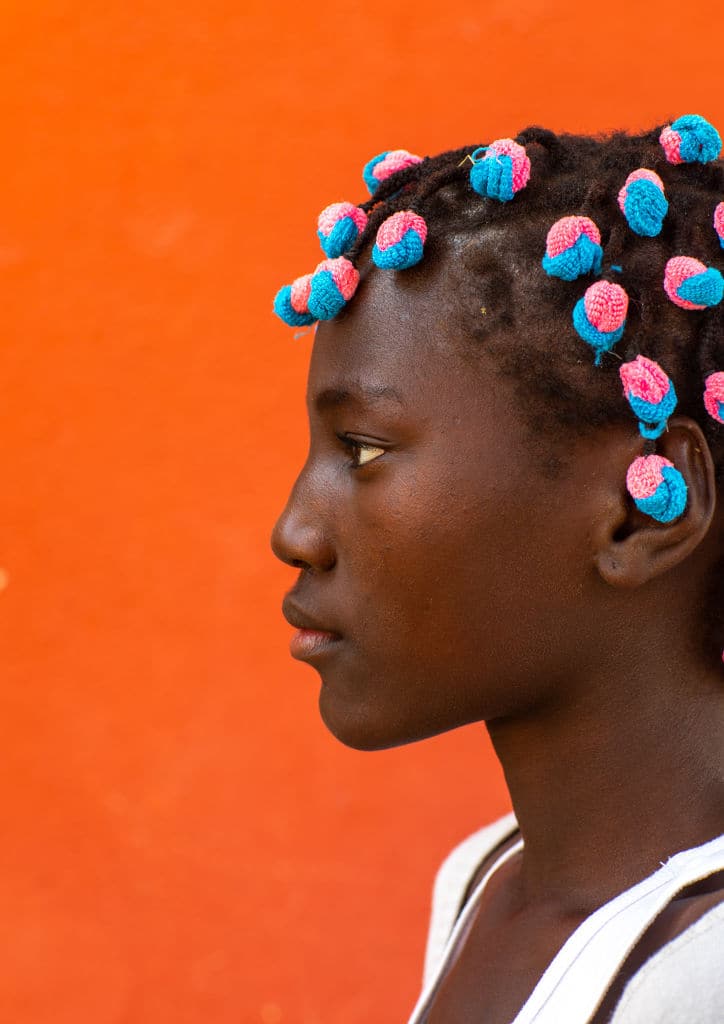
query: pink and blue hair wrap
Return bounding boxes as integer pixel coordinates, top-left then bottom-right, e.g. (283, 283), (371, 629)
(307, 257), (360, 320)
(372, 211), (428, 270)
(273, 257), (360, 326)
(573, 281), (628, 364)
(363, 150), (422, 195)
(664, 256), (724, 310)
(542, 216), (603, 280)
(619, 356), (677, 440)
(715, 203), (724, 249)
(273, 273), (316, 327)
(618, 169), (668, 237)
(620, 358), (685, 521)
(704, 372), (724, 425)
(660, 115), (722, 165)
(317, 203), (368, 258)
(469, 139), (531, 203)
(626, 455), (688, 523)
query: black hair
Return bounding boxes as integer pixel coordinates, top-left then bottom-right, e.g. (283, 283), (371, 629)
(348, 125), (724, 660)
(351, 128), (723, 440)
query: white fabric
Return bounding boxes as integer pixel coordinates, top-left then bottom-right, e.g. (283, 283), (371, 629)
(422, 811), (519, 987)
(610, 901), (724, 1023)
(412, 814), (724, 1024)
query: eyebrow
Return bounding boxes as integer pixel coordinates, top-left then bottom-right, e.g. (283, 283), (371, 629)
(311, 383), (404, 413)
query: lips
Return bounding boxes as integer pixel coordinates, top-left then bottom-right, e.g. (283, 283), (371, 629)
(281, 594), (341, 635)
(282, 594), (342, 662)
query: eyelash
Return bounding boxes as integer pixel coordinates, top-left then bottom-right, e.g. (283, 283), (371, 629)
(336, 434), (386, 469)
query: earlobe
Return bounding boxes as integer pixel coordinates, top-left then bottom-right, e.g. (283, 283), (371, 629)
(596, 417), (716, 588)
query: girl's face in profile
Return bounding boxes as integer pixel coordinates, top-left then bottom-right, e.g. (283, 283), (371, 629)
(272, 260), (609, 751)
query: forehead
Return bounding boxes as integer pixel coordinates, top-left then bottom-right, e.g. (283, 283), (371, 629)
(307, 261), (476, 408)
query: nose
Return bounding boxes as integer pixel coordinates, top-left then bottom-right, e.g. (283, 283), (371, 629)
(270, 466), (336, 573)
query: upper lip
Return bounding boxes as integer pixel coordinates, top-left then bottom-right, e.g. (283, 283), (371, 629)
(282, 594), (341, 636)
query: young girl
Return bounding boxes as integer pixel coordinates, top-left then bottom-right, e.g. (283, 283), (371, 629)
(270, 118), (724, 1023)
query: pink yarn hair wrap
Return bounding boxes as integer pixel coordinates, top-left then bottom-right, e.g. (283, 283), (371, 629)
(617, 168), (665, 211)
(583, 281), (628, 332)
(619, 355), (669, 404)
(659, 125), (684, 165)
(664, 256), (710, 310)
(317, 202), (367, 236)
(313, 257), (359, 299)
(704, 372), (724, 424)
(626, 454), (674, 500)
(374, 210), (428, 251)
(290, 274), (312, 314)
(715, 202), (724, 244)
(372, 150), (422, 184)
(545, 216), (601, 258)
(487, 138), (531, 192)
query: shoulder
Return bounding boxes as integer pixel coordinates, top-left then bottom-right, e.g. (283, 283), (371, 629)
(609, 901), (724, 1024)
(422, 811), (518, 986)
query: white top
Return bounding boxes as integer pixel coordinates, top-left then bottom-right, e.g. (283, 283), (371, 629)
(409, 813), (724, 1023)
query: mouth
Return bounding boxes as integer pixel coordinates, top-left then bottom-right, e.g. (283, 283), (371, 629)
(289, 628), (341, 661)
(282, 595), (343, 663)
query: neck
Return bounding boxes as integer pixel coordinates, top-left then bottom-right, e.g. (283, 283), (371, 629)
(487, 660), (724, 914)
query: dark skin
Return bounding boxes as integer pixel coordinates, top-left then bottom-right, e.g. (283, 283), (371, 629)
(271, 254), (724, 1023)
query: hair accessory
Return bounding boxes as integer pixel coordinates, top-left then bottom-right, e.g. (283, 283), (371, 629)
(317, 203), (368, 258)
(619, 356), (677, 439)
(620, 359), (686, 523)
(371, 211), (427, 270)
(307, 257), (360, 320)
(714, 202), (724, 249)
(617, 169), (668, 237)
(663, 256), (724, 310)
(363, 150), (422, 195)
(541, 216), (602, 280)
(704, 372), (724, 424)
(273, 273), (317, 327)
(625, 454), (687, 523)
(572, 281), (628, 364)
(469, 139), (531, 202)
(659, 115), (722, 165)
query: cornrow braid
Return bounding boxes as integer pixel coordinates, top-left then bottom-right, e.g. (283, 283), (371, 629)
(347, 126), (724, 455)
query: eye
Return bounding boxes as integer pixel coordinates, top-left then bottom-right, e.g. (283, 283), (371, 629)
(337, 435), (386, 468)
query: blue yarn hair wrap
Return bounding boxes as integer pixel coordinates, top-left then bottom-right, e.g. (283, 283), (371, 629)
(273, 285), (316, 327)
(626, 386), (678, 440)
(676, 267), (724, 307)
(634, 465), (688, 523)
(572, 298), (625, 365)
(672, 115), (722, 163)
(542, 234), (603, 281)
(622, 179), (669, 237)
(470, 152), (515, 202)
(318, 218), (359, 258)
(308, 271), (347, 320)
(362, 152), (388, 194)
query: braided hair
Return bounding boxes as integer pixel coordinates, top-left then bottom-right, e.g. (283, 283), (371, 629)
(347, 127), (724, 462)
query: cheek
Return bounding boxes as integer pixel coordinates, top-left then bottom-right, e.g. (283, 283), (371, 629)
(318, 443), (591, 749)
(339, 473), (582, 683)
(331, 470), (505, 693)
(341, 463), (542, 636)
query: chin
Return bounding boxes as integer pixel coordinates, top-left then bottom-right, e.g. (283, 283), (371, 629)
(317, 685), (457, 752)
(318, 689), (395, 750)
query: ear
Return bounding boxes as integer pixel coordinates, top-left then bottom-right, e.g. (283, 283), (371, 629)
(595, 417), (716, 588)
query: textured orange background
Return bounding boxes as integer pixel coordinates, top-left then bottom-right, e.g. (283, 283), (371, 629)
(1, 2), (722, 1021)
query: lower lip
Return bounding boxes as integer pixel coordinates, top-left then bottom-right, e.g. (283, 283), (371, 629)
(289, 629), (341, 661)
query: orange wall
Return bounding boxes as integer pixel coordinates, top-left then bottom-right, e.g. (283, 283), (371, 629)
(0, 2), (722, 1021)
